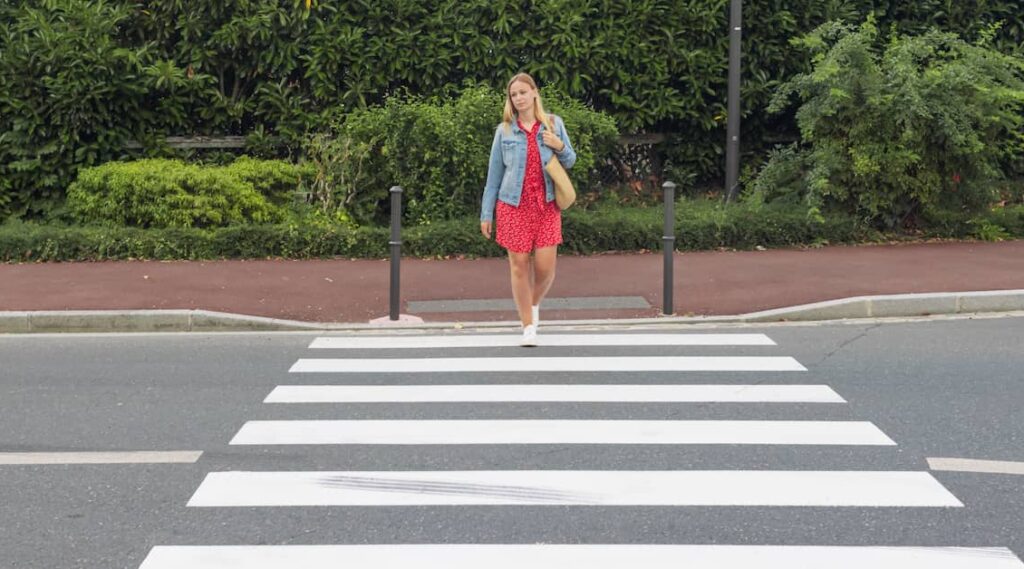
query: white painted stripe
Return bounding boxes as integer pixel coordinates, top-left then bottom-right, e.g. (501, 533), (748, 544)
(139, 545), (1024, 569)
(0, 451), (202, 465)
(308, 333), (776, 349)
(289, 356), (807, 373)
(928, 457), (1024, 476)
(187, 470), (963, 507)
(265, 384), (846, 403)
(230, 420), (894, 446)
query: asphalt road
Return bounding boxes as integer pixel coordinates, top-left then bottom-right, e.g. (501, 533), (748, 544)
(1, 315), (1022, 568)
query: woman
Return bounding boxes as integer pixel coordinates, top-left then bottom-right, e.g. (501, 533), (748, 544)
(480, 73), (577, 346)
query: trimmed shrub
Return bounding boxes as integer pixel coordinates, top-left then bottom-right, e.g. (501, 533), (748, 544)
(0, 199), (883, 262)
(65, 159), (306, 228)
(222, 157), (315, 207)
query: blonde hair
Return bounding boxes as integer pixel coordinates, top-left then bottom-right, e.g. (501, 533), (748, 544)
(502, 72), (554, 134)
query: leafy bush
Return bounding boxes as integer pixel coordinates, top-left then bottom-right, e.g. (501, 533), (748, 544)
(921, 203), (1024, 239)
(0, 0), (150, 220)
(65, 159), (306, 228)
(0, 199), (883, 262)
(988, 204), (1024, 236)
(222, 157), (315, 207)
(6, 1), (1024, 221)
(753, 17), (1024, 228)
(11, 198), (1023, 263)
(304, 86), (619, 226)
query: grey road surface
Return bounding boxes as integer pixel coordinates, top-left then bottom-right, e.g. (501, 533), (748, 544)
(1, 316), (1022, 568)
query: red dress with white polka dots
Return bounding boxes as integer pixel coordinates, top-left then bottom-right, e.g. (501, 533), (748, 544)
(496, 120), (563, 253)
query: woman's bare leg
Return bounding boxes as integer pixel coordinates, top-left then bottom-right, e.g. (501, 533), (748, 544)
(531, 245), (558, 306)
(508, 251), (534, 326)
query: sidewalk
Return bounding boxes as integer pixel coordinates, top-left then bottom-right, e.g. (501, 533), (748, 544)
(1, 240), (1022, 329)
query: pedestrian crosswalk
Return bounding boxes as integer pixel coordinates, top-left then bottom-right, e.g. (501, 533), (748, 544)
(140, 544), (1024, 569)
(137, 330), (1024, 568)
(229, 419), (896, 445)
(188, 469), (961, 507)
(263, 383), (848, 403)
(308, 332), (777, 348)
(289, 355), (808, 372)
(288, 356), (806, 372)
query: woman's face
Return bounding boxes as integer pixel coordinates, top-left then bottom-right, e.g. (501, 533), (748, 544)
(509, 81), (536, 114)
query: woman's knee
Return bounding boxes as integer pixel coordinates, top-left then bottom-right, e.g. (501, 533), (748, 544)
(534, 263), (555, 282)
(508, 253), (531, 277)
(533, 255), (556, 279)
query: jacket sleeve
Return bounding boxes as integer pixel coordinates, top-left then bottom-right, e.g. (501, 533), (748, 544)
(480, 126), (504, 222)
(554, 116), (577, 169)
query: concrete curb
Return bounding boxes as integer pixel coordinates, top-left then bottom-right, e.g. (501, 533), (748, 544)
(0, 309), (323, 334)
(738, 289), (1024, 322)
(2, 289), (1023, 334)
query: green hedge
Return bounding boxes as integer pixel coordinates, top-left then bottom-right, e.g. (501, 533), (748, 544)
(65, 158), (311, 228)
(0, 1), (158, 219)
(0, 222), (389, 262)
(7, 201), (1022, 263)
(0, 200), (875, 262)
(5, 0), (1023, 221)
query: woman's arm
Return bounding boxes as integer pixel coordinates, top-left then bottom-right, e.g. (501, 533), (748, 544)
(480, 127), (504, 222)
(554, 116), (577, 169)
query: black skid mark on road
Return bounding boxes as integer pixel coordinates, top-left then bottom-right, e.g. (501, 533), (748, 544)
(318, 474), (599, 504)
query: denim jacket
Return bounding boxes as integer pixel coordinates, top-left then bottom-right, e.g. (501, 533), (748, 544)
(480, 115), (577, 222)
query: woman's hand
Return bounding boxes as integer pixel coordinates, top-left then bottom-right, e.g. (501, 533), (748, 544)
(542, 131), (565, 153)
(480, 221), (492, 239)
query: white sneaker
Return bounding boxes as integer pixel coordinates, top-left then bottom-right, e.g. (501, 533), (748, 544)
(520, 324), (538, 347)
(532, 305), (540, 327)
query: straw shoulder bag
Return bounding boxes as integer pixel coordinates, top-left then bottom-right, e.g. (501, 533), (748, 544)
(544, 120), (575, 210)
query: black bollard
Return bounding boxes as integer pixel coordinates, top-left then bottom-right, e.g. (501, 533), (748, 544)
(662, 181), (676, 316)
(389, 186), (403, 321)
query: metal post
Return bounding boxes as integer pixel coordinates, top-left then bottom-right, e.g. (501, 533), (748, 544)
(662, 181), (676, 316)
(389, 186), (403, 321)
(725, 0), (743, 202)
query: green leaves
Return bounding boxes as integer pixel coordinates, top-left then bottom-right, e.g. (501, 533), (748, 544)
(65, 158), (308, 229)
(302, 85), (617, 227)
(0, 0), (154, 220)
(0, 198), (881, 261)
(4, 0), (1024, 222)
(754, 17), (1024, 228)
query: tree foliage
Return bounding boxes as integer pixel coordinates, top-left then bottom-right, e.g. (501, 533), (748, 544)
(752, 16), (1024, 228)
(2, 0), (1023, 220)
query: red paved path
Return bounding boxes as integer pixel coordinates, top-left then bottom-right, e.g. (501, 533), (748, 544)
(1, 241), (1021, 323)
